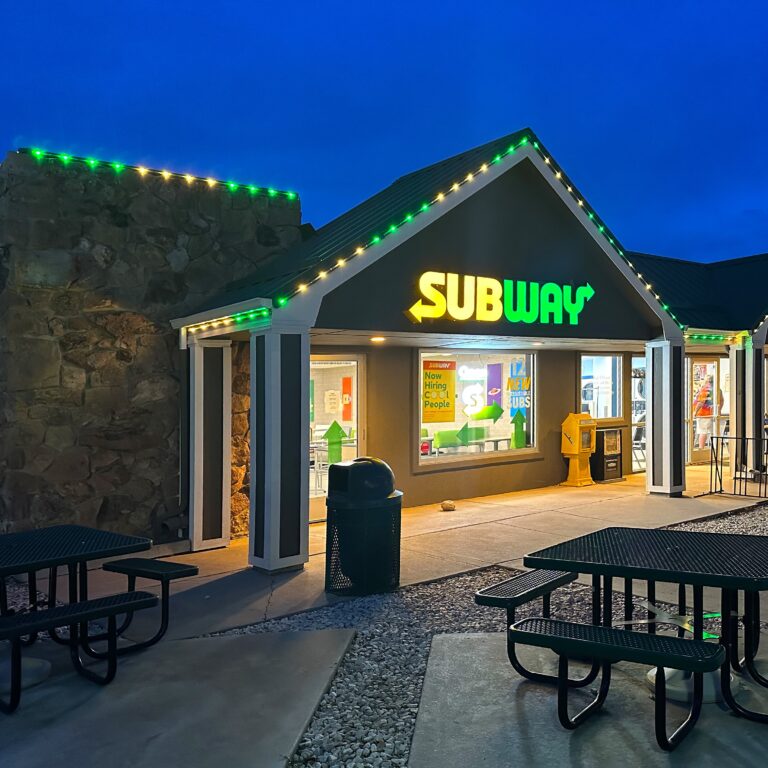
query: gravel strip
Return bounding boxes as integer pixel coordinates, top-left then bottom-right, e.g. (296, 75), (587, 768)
(225, 566), (709, 768)
(670, 503), (768, 534)
(227, 504), (768, 767)
(4, 578), (52, 614)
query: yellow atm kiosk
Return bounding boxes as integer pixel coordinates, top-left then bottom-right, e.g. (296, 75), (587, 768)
(561, 413), (597, 487)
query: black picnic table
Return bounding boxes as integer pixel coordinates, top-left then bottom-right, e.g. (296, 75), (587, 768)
(0, 524), (151, 621)
(524, 526), (768, 723)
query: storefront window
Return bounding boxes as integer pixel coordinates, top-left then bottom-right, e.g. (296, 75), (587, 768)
(419, 351), (535, 463)
(630, 356), (646, 472)
(581, 355), (622, 419)
(309, 359), (360, 508)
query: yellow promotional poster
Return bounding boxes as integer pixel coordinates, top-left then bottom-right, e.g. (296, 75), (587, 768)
(422, 360), (456, 422)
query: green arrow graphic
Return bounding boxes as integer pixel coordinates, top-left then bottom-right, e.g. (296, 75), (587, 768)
(455, 423), (471, 446)
(511, 410), (527, 449)
(322, 420), (347, 464)
(470, 402), (504, 423)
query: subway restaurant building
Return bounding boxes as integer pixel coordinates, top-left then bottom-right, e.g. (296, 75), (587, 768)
(173, 129), (768, 571)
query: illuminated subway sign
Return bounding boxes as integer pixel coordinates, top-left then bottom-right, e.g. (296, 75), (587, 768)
(408, 271), (595, 325)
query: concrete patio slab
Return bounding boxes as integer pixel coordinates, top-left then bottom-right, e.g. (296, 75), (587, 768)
(37, 471), (756, 645)
(410, 633), (768, 768)
(0, 631), (353, 768)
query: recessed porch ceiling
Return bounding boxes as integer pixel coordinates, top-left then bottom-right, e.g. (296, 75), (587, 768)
(307, 329), (650, 352)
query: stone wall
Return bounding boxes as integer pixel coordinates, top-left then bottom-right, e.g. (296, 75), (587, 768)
(0, 151), (302, 539)
(230, 341), (250, 538)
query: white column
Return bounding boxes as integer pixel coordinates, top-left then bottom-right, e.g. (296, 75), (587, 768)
(730, 338), (765, 475)
(189, 339), (232, 551)
(248, 327), (310, 571)
(645, 339), (685, 495)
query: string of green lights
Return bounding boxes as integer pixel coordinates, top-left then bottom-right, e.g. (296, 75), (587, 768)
(187, 307), (271, 335)
(266, 135), (686, 335)
(19, 147), (298, 201)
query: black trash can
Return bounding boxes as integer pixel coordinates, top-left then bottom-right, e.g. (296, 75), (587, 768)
(324, 457), (403, 595)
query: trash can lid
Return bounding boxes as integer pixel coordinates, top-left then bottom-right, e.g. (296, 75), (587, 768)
(327, 456), (396, 500)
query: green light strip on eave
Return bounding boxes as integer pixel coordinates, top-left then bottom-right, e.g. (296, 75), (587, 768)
(19, 147), (298, 201)
(270, 135), (686, 332)
(187, 307), (271, 336)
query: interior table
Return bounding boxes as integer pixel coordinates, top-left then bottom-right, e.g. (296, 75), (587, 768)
(524, 526), (768, 723)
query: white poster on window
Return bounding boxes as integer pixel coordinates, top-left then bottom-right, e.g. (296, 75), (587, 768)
(324, 389), (341, 414)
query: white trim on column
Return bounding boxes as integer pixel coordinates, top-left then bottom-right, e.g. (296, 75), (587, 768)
(247, 331), (261, 565)
(728, 344), (740, 480)
(247, 328), (311, 571)
(189, 341), (204, 550)
(220, 343), (232, 548)
(248, 330), (283, 569)
(645, 339), (685, 495)
(298, 330), (310, 566)
(189, 338), (232, 552)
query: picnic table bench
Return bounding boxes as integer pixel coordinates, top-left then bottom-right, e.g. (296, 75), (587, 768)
(0, 591), (157, 713)
(502, 526), (768, 750)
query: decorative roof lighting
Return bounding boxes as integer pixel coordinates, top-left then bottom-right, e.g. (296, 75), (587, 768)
(17, 147), (297, 201)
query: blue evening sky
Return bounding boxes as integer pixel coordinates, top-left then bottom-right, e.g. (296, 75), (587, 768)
(3, 1), (767, 262)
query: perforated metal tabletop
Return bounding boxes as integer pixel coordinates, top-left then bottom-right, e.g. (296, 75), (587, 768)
(524, 526), (768, 590)
(0, 525), (151, 577)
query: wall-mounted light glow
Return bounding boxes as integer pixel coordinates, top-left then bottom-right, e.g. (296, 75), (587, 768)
(370, 336), (386, 343)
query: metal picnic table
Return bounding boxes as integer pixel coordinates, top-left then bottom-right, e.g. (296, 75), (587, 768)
(0, 524), (151, 628)
(524, 526), (768, 723)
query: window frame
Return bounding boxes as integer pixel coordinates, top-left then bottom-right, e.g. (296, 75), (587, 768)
(578, 352), (625, 424)
(414, 347), (540, 472)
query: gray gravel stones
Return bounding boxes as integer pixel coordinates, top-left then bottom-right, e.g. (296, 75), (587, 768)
(672, 504), (768, 535)
(226, 503), (768, 767)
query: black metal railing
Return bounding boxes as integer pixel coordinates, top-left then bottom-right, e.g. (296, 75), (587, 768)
(710, 436), (768, 497)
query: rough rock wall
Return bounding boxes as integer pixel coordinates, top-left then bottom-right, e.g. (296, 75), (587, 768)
(230, 341), (250, 538)
(0, 151), (301, 539)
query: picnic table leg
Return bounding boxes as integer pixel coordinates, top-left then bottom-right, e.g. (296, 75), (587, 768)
(69, 615), (118, 685)
(742, 591), (768, 688)
(647, 581), (656, 634)
(46, 566), (71, 646)
(0, 639), (22, 714)
(0, 577), (8, 616)
(677, 584), (687, 638)
(505, 605), (600, 688)
(654, 664), (704, 751)
(603, 575), (613, 627)
(623, 578), (633, 628)
(719, 588), (768, 723)
(18, 571), (39, 647)
(592, 574), (601, 626)
(557, 657), (611, 729)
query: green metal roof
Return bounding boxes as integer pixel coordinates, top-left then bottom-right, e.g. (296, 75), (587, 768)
(194, 128), (768, 334)
(628, 251), (768, 331)
(196, 128), (533, 312)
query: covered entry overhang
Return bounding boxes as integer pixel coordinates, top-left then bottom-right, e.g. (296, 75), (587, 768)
(172, 129), (701, 572)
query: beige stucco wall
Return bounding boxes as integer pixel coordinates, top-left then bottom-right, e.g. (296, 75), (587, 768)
(312, 345), (640, 506)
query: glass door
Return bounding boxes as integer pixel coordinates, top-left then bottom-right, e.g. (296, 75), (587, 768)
(687, 357), (729, 464)
(630, 356), (646, 472)
(308, 355), (365, 521)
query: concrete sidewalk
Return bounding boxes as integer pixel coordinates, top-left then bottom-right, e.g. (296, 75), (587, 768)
(410, 633), (768, 768)
(93, 471), (752, 642)
(0, 631), (353, 768)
